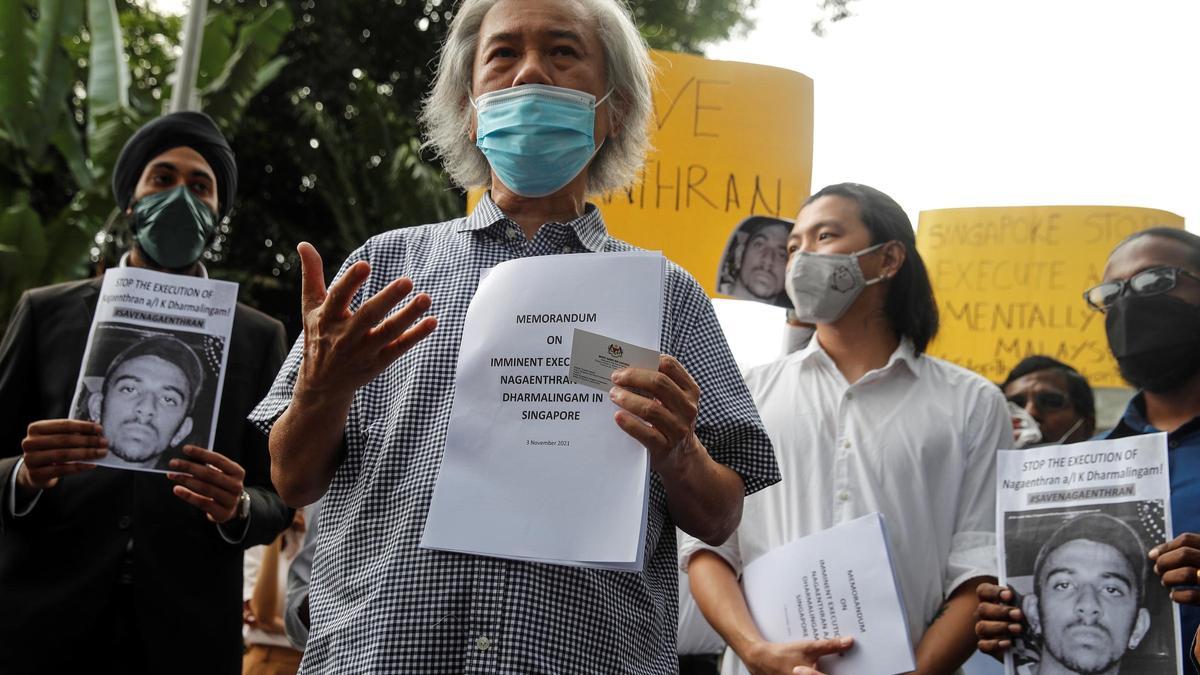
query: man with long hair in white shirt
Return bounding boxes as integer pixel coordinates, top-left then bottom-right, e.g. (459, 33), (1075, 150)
(683, 183), (1010, 675)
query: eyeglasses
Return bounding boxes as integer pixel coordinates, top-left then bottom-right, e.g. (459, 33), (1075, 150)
(1007, 391), (1069, 412)
(1084, 266), (1200, 311)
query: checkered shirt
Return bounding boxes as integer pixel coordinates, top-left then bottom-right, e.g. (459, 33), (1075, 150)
(249, 193), (780, 674)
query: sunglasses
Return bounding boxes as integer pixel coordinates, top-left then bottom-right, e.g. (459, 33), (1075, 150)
(1083, 266), (1200, 311)
(1007, 391), (1069, 412)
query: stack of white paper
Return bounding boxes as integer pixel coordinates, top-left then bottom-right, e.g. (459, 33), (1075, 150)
(741, 513), (915, 675)
(421, 251), (665, 572)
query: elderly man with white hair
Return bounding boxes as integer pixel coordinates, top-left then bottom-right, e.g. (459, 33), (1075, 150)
(249, 0), (781, 672)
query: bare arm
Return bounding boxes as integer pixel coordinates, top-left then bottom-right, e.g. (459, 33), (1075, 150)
(914, 576), (994, 675)
(688, 550), (852, 675)
(271, 243), (436, 507)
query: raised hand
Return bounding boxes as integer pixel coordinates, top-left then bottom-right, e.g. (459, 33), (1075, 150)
(295, 242), (437, 401)
(17, 419), (108, 492)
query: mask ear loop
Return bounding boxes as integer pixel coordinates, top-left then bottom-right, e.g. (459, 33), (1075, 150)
(859, 241), (897, 286)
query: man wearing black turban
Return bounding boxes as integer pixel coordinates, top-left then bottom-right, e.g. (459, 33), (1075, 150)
(0, 112), (292, 674)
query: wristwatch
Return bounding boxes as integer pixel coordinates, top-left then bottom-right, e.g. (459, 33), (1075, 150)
(236, 489), (251, 520)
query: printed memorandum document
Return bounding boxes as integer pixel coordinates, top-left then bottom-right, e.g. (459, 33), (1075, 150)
(421, 251), (665, 571)
(740, 513), (916, 675)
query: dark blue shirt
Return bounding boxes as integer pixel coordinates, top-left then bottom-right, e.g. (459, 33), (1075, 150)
(1105, 393), (1200, 674)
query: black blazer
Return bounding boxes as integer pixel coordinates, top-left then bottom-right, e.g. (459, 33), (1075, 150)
(0, 277), (292, 674)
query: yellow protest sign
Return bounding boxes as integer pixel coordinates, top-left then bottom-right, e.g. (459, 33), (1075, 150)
(917, 206), (1184, 388)
(470, 50), (813, 304)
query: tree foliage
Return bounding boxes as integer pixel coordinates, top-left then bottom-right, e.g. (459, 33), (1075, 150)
(0, 0), (292, 333)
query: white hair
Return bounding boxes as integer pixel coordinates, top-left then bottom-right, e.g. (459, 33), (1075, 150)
(420, 0), (654, 195)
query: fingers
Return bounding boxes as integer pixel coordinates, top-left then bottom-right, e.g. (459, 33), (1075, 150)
(23, 444), (107, 468)
(23, 461), (98, 488)
(27, 419), (104, 437)
(975, 600), (1022, 623)
(609, 385), (690, 445)
(167, 463), (242, 501)
(1170, 588), (1200, 605)
(612, 409), (668, 450)
(976, 619), (1023, 640)
(367, 292), (432, 345)
(170, 484), (235, 523)
(378, 316), (439, 363)
(798, 637), (853, 662)
(323, 260), (371, 318)
(658, 355), (701, 400)
(611, 367), (694, 423)
(977, 637), (1013, 654)
(355, 278), (417, 329)
(1150, 533), (1200, 560)
(178, 445), (246, 481)
(297, 243), (328, 316)
(975, 583), (1012, 603)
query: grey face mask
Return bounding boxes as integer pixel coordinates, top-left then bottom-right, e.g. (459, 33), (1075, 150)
(784, 242), (889, 324)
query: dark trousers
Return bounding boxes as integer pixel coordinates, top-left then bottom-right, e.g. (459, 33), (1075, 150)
(679, 653), (720, 675)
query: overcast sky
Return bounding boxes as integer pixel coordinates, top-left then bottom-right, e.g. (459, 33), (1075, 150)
(709, 0), (1199, 230)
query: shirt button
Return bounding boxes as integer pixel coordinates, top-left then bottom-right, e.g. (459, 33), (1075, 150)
(845, 392), (853, 401)
(838, 491), (850, 502)
(561, 246), (573, 254)
(117, 515), (132, 530)
(475, 636), (492, 651)
(506, 228), (519, 239)
(842, 440), (851, 449)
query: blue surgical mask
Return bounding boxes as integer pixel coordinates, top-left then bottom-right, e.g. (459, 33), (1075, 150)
(130, 185), (217, 269)
(472, 84), (611, 198)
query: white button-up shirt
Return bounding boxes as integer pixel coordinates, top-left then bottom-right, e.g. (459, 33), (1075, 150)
(681, 337), (1009, 674)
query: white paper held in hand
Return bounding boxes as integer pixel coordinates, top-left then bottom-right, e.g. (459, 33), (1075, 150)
(740, 512), (916, 675)
(421, 251), (666, 571)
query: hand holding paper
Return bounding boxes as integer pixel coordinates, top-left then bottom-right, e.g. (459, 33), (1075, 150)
(741, 637), (854, 675)
(973, 582), (1024, 656)
(166, 445), (247, 524)
(609, 354), (702, 477)
(1150, 533), (1200, 605)
(17, 419), (108, 492)
(295, 242), (437, 402)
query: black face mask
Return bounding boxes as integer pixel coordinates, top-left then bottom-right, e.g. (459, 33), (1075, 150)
(1106, 294), (1200, 393)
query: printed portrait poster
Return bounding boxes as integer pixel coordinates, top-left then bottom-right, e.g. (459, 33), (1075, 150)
(996, 434), (1181, 675)
(916, 206), (1184, 387)
(68, 267), (237, 473)
(470, 50), (814, 308)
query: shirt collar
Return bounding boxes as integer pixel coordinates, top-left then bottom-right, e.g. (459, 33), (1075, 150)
(456, 191), (609, 253)
(797, 334), (919, 378)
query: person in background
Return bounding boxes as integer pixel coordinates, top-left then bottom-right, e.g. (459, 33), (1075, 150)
(975, 227), (1200, 674)
(685, 183), (1009, 675)
(1002, 355), (1096, 447)
(0, 111), (292, 674)
(243, 508), (307, 675)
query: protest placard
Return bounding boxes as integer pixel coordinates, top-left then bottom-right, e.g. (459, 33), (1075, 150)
(917, 205), (1184, 387)
(996, 434), (1180, 675)
(69, 267), (238, 473)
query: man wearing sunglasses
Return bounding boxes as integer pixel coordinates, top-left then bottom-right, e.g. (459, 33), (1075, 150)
(1002, 356), (1096, 447)
(976, 227), (1200, 674)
